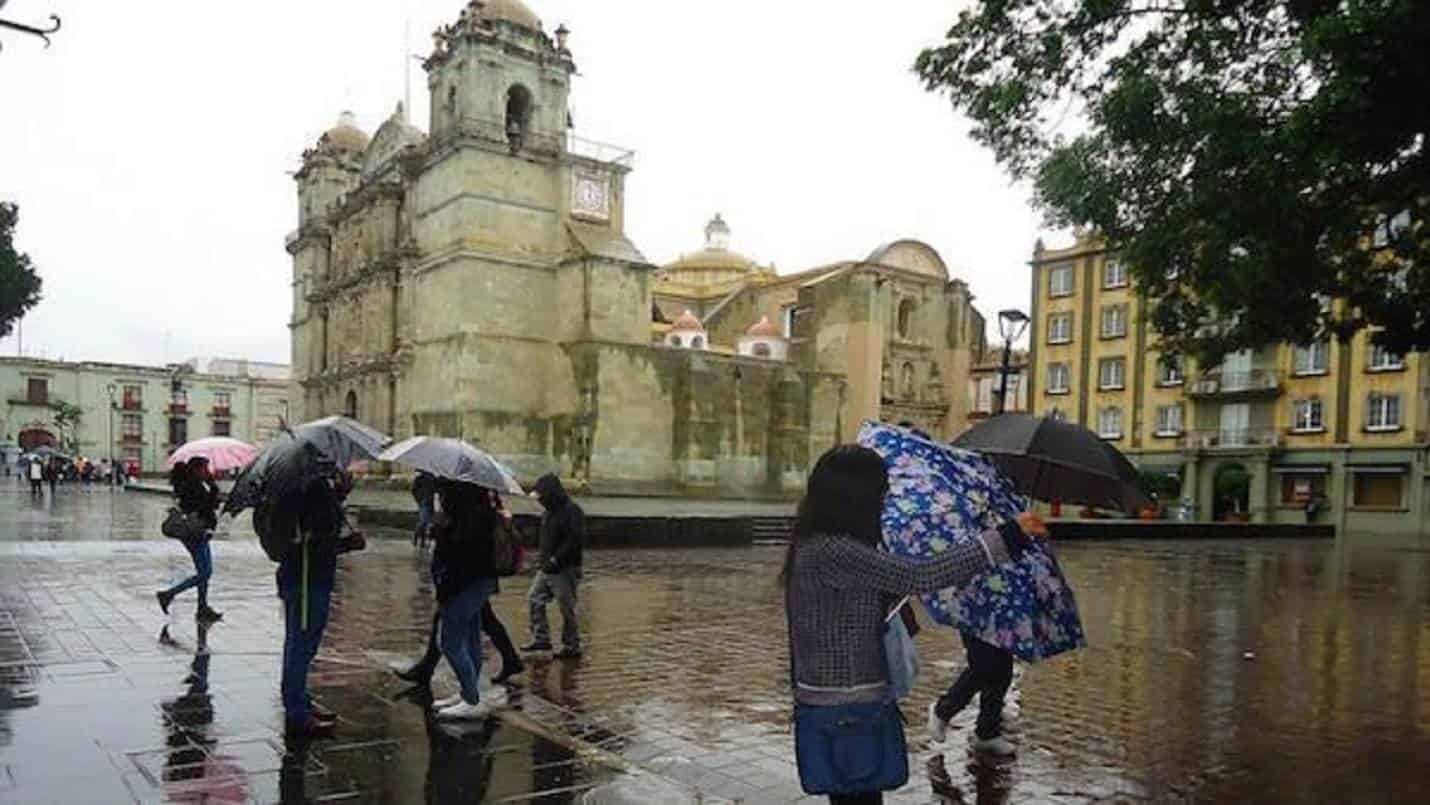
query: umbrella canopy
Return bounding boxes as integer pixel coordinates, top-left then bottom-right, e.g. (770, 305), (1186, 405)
(378, 437), (524, 495)
(224, 416), (389, 514)
(167, 437), (258, 472)
(954, 413), (1148, 514)
(30, 445), (70, 461)
(859, 421), (1086, 662)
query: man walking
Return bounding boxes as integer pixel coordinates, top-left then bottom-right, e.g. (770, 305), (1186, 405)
(27, 458), (43, 497)
(523, 474), (586, 659)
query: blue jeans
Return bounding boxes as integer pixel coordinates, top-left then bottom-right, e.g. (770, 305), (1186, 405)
(440, 578), (497, 704)
(163, 538), (213, 607)
(278, 575), (333, 725)
(417, 500), (434, 535)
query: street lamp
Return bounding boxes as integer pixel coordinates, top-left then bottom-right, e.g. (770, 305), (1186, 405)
(106, 383), (116, 484)
(995, 309), (1030, 414)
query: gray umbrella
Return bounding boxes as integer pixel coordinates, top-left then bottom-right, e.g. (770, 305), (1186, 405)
(225, 416), (390, 514)
(378, 436), (524, 495)
(953, 413), (1148, 514)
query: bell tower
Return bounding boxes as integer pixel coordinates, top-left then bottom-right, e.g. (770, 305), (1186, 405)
(424, 0), (573, 158)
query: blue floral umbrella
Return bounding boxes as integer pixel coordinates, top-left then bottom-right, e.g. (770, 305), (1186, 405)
(858, 422), (1086, 662)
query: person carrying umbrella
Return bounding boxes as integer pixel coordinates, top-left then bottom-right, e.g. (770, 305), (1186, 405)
(156, 457), (223, 622)
(428, 479), (505, 720)
(27, 455), (43, 497)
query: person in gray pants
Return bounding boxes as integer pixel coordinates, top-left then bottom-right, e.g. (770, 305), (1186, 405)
(523, 474), (586, 659)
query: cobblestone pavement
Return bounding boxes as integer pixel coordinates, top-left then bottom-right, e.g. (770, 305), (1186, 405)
(2, 483), (1429, 803)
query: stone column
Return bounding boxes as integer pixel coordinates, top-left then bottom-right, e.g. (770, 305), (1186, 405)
(1248, 454), (1271, 523)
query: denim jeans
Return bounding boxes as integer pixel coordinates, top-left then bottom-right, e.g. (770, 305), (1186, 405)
(934, 631), (1014, 739)
(414, 601), (520, 677)
(440, 578), (497, 704)
(163, 538), (213, 608)
(416, 500), (434, 537)
(278, 575), (333, 725)
(528, 567), (581, 650)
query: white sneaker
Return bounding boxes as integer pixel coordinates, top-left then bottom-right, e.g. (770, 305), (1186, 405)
(437, 698), (501, 720)
(482, 686), (509, 707)
(432, 693), (463, 710)
(927, 702), (949, 744)
(970, 734), (1015, 756)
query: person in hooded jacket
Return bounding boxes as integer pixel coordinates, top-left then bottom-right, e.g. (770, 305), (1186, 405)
(522, 474), (586, 658)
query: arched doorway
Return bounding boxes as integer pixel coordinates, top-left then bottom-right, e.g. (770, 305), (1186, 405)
(18, 427), (55, 452)
(1212, 463), (1251, 521)
(344, 391), (358, 421)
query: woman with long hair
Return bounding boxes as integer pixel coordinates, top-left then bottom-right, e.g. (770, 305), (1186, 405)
(783, 445), (1045, 805)
(429, 480), (505, 720)
(156, 457), (222, 621)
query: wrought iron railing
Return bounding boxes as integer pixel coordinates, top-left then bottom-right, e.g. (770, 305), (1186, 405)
(1183, 428), (1283, 449)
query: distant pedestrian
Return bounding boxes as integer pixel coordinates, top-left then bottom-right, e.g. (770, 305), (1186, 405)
(27, 458), (43, 497)
(429, 480), (505, 720)
(44, 459), (58, 496)
(412, 470), (438, 547)
(781, 445), (1046, 804)
(156, 457), (223, 622)
(523, 474), (585, 659)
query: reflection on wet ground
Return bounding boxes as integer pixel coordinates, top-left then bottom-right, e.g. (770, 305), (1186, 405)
(2, 483), (1429, 803)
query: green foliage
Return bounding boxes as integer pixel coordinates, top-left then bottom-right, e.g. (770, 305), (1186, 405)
(0, 201), (43, 339)
(1213, 464), (1251, 512)
(1136, 469), (1180, 500)
(51, 401), (82, 453)
(917, 1), (1430, 365)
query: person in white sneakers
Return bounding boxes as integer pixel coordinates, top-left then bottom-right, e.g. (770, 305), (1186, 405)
(926, 631), (1017, 756)
(429, 480), (507, 720)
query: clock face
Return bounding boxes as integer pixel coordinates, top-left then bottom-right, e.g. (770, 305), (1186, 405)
(572, 172), (610, 220)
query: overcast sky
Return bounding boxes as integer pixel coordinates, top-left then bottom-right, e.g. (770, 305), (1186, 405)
(1, 0), (1058, 367)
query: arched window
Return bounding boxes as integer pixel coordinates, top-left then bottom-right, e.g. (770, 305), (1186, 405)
(897, 298), (917, 339)
(670, 335), (683, 348)
(505, 84), (533, 151)
(901, 362), (916, 399)
(691, 336), (705, 349)
(446, 85), (458, 128)
(753, 342), (772, 358)
(344, 390), (358, 420)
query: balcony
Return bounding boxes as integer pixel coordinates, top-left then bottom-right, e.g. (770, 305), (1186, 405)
(7, 394), (50, 407)
(1183, 428), (1283, 450)
(120, 433), (143, 445)
(167, 403), (189, 416)
(120, 399), (143, 411)
(1186, 369), (1281, 399)
(210, 406), (232, 420)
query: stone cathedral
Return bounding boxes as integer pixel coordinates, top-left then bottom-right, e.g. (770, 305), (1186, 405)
(287, 0), (991, 496)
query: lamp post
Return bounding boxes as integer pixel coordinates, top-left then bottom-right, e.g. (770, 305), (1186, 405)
(106, 383), (116, 484)
(995, 309), (1030, 414)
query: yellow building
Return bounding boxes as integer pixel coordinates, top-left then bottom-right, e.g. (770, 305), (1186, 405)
(1027, 233), (1430, 542)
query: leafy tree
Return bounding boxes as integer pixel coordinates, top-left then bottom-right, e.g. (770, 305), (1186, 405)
(916, 0), (1430, 365)
(51, 401), (82, 454)
(1, 201), (43, 339)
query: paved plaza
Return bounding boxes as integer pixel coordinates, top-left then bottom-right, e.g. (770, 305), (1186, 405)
(1, 484), (1428, 803)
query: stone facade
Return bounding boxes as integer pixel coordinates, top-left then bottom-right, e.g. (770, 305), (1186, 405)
(288, 1), (989, 496)
(1027, 232), (1430, 543)
(0, 356), (290, 474)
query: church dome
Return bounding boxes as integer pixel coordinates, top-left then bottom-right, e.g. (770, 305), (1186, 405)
(477, 0), (542, 31)
(362, 102), (427, 177)
(671, 310), (704, 332)
(319, 111), (369, 154)
(746, 316), (781, 338)
(661, 214), (766, 283)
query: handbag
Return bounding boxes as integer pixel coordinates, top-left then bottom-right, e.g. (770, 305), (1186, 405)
(793, 700), (909, 795)
(883, 597), (920, 700)
(162, 508), (206, 541)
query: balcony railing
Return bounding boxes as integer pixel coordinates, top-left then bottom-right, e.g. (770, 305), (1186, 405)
(1187, 369), (1281, 397)
(120, 433), (143, 444)
(168, 403), (189, 416)
(211, 406), (232, 419)
(121, 399), (143, 411)
(1183, 428), (1283, 449)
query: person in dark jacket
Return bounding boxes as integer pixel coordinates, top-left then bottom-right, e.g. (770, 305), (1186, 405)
(523, 474), (586, 658)
(156, 457), (222, 622)
(412, 470), (438, 547)
(429, 480), (505, 720)
(276, 469), (348, 738)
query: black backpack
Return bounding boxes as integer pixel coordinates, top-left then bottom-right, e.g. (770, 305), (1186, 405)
(253, 500), (301, 562)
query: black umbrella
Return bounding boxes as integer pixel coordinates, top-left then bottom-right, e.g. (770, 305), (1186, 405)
(953, 414), (1148, 514)
(224, 416), (390, 515)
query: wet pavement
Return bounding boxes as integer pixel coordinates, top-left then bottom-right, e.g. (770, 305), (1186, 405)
(2, 482), (1429, 803)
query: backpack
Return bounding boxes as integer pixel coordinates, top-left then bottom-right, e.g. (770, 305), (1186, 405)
(492, 519), (524, 577)
(253, 500), (301, 562)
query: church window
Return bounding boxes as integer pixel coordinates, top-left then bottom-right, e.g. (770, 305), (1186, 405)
(344, 390), (358, 420)
(753, 342), (772, 358)
(670, 335), (682, 348)
(691, 336), (705, 350)
(897, 299), (916, 340)
(901, 362), (916, 400)
(505, 84), (533, 151)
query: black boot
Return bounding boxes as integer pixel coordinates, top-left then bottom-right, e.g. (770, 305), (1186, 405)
(393, 663), (434, 686)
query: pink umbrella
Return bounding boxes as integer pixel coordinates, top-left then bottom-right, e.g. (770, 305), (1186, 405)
(167, 438), (259, 472)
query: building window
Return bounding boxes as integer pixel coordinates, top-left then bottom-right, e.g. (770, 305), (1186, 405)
(1097, 407), (1123, 439)
(1293, 342), (1329, 376)
(1157, 357), (1184, 386)
(781, 306), (795, 338)
(1291, 398), (1324, 432)
(1046, 362), (1070, 394)
(691, 335), (705, 349)
(1280, 474), (1326, 505)
(1155, 404), (1183, 437)
(505, 84), (533, 150)
(1103, 258), (1127, 288)
(1353, 472), (1404, 508)
(121, 446), (142, 467)
(1100, 304), (1128, 339)
(1368, 343), (1404, 371)
(122, 384), (144, 409)
(213, 391), (231, 411)
(1048, 264), (1073, 297)
(121, 414), (142, 438)
(1366, 393), (1401, 431)
(1047, 312), (1072, 344)
(752, 342), (771, 358)
(169, 418), (188, 447)
(344, 390), (358, 420)
(26, 377), (47, 404)
(1098, 357), (1126, 390)
(897, 298), (916, 340)
(212, 420), (231, 438)
(670, 335), (682, 347)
